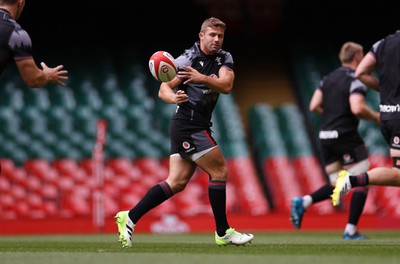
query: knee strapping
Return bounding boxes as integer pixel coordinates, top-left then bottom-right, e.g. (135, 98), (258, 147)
(329, 172), (338, 185)
(346, 159), (370, 175)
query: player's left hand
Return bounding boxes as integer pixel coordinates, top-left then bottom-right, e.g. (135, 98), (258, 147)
(41, 62), (69, 86)
(178, 66), (206, 84)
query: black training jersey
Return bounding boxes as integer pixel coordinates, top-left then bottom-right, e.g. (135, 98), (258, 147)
(370, 30), (400, 120)
(173, 41), (234, 127)
(0, 8), (32, 77)
(318, 67), (367, 137)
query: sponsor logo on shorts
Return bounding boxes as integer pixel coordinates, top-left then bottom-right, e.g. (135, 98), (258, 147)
(185, 147), (195, 153)
(183, 141), (190, 149)
(392, 136), (400, 149)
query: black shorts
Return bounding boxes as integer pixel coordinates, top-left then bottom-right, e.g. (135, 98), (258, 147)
(169, 118), (217, 159)
(320, 132), (368, 166)
(380, 119), (400, 150)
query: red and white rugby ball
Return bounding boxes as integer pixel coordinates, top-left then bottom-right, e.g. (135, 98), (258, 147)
(148, 51), (178, 82)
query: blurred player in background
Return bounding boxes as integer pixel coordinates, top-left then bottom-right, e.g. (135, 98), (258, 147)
(332, 31), (400, 204)
(115, 17), (254, 248)
(290, 42), (380, 239)
(0, 0), (68, 87)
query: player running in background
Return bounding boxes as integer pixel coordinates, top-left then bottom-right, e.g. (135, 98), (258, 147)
(290, 42), (380, 239)
(0, 0), (68, 87)
(115, 17), (254, 248)
(332, 31), (400, 205)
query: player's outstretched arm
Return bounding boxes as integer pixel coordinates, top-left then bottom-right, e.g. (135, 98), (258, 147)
(15, 59), (68, 88)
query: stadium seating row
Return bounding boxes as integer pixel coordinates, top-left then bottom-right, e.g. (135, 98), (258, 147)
(0, 156), (269, 220)
(0, 63), (270, 220)
(248, 103), (333, 213)
(247, 102), (400, 217)
(1, 53), (398, 224)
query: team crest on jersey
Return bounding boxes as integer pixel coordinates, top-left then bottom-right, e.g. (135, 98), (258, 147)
(215, 57), (222, 65)
(202, 89), (213, 94)
(182, 141), (190, 149)
(394, 136), (400, 145)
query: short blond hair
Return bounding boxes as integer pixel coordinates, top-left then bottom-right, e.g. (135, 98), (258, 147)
(339, 42), (363, 64)
(200, 17), (226, 32)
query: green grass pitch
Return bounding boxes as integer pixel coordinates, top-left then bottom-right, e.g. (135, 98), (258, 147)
(1, 231), (400, 264)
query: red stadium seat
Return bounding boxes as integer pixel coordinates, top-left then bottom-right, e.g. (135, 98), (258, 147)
(43, 201), (58, 216)
(10, 168), (28, 185)
(53, 158), (80, 177)
(10, 185), (27, 200)
(173, 182), (212, 216)
(292, 156), (335, 215)
(134, 157), (168, 180)
(53, 158), (91, 184)
(80, 158), (94, 175)
(62, 190), (91, 217)
(30, 209), (46, 219)
(228, 157), (270, 215)
(27, 193), (44, 210)
(1, 193), (15, 211)
(24, 159), (51, 176)
(14, 200), (29, 217)
(262, 157), (303, 212)
(0, 176), (11, 194)
(24, 159), (59, 184)
(107, 157), (142, 181)
(25, 176), (42, 193)
(118, 191), (142, 210)
(39, 184), (59, 200)
(57, 176), (75, 191)
(151, 200), (177, 216)
(104, 184), (120, 199)
(113, 175), (131, 188)
(104, 195), (119, 216)
(0, 158), (16, 179)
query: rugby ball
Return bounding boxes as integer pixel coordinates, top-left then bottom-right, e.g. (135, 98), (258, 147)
(148, 51), (178, 82)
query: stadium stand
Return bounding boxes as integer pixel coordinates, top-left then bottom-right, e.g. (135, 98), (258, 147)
(2, 0), (400, 235)
(1, 56), (400, 233)
(248, 103), (333, 214)
(0, 62), (269, 224)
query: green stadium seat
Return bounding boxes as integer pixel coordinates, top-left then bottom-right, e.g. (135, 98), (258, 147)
(52, 140), (83, 160)
(213, 94), (249, 158)
(23, 88), (50, 111)
(48, 86), (77, 111)
(248, 104), (287, 160)
(275, 103), (313, 157)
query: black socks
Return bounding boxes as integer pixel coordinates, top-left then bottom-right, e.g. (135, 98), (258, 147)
(349, 172), (369, 187)
(310, 184), (335, 203)
(208, 180), (229, 237)
(128, 181), (173, 224)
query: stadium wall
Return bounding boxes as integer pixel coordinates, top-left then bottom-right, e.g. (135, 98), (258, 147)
(2, 213), (400, 235)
